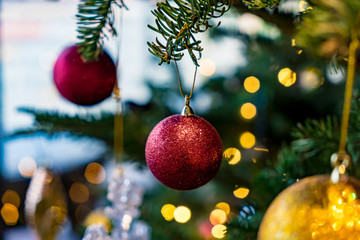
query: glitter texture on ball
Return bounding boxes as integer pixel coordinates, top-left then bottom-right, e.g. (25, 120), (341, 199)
(145, 114), (223, 190)
(258, 175), (360, 240)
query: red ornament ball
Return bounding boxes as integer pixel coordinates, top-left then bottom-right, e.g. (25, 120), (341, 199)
(145, 114), (223, 190)
(53, 45), (116, 106)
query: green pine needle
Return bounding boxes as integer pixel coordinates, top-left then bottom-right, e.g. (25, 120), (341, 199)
(147, 0), (231, 66)
(76, 0), (127, 62)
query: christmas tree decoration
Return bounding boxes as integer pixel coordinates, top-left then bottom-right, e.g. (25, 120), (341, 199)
(53, 45), (116, 106)
(145, 95), (222, 190)
(83, 166), (150, 240)
(146, 59), (222, 190)
(105, 167), (148, 240)
(25, 168), (68, 240)
(83, 224), (111, 240)
(258, 175), (360, 240)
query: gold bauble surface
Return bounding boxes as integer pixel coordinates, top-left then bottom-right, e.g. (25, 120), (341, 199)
(258, 175), (360, 240)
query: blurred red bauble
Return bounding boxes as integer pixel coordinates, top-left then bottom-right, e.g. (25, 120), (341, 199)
(145, 114), (222, 190)
(53, 45), (116, 106)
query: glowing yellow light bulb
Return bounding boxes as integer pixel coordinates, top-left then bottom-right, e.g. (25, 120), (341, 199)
(240, 103), (257, 120)
(1, 203), (19, 226)
(233, 187), (250, 199)
(210, 209), (227, 225)
(278, 68), (296, 87)
(244, 76), (260, 93)
(223, 148), (241, 165)
(211, 224), (227, 239)
(161, 204), (176, 221)
(84, 162), (106, 184)
(174, 206), (191, 223)
(240, 132), (256, 149)
(2, 190), (20, 208)
(215, 202), (230, 215)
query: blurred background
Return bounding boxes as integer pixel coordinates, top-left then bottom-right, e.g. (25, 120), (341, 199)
(0, 0), (349, 239)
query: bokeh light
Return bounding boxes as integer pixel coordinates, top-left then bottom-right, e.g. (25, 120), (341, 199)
(18, 156), (37, 178)
(234, 187), (250, 199)
(240, 103), (257, 119)
(69, 182), (89, 203)
(210, 209), (227, 225)
(299, 0), (312, 12)
(215, 202), (230, 215)
(327, 65), (344, 84)
(199, 58), (216, 77)
(161, 204), (176, 221)
(278, 68), (296, 87)
(174, 206), (191, 223)
(2, 190), (20, 208)
(223, 148), (241, 165)
(240, 132), (256, 149)
(198, 220), (213, 239)
(211, 224), (227, 239)
(84, 162), (106, 184)
(244, 76), (260, 93)
(83, 210), (111, 232)
(339, 164), (346, 175)
(1, 203), (19, 225)
(300, 68), (323, 90)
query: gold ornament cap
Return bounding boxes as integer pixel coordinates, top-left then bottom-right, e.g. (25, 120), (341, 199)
(181, 95), (194, 117)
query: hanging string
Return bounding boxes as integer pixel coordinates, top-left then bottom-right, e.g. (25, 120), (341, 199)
(173, 0), (198, 100)
(113, 5), (124, 164)
(338, 31), (359, 156)
(331, 30), (359, 182)
(174, 60), (197, 99)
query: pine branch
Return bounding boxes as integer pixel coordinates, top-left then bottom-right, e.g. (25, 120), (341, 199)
(76, 0), (127, 61)
(147, 0), (231, 66)
(12, 107), (114, 143)
(226, 205), (261, 240)
(296, 0), (360, 60)
(242, 0), (281, 9)
(232, 1), (296, 36)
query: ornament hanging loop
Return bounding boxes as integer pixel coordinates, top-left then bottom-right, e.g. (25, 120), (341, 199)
(174, 59), (197, 117)
(181, 95), (194, 117)
(330, 152), (351, 183)
(174, 60), (198, 99)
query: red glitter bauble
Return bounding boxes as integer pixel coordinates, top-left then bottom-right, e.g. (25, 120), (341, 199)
(53, 45), (116, 106)
(145, 114), (223, 190)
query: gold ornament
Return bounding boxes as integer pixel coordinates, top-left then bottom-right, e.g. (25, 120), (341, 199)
(25, 168), (67, 240)
(258, 175), (360, 240)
